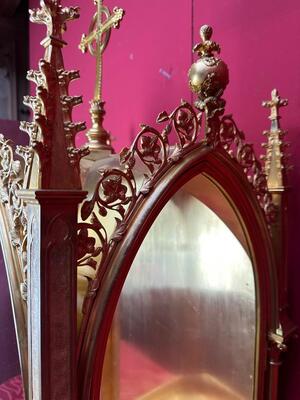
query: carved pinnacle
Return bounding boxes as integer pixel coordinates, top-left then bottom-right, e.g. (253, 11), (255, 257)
(30, 1), (80, 43)
(262, 89), (289, 192)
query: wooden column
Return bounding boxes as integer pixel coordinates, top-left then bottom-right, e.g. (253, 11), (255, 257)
(20, 190), (85, 400)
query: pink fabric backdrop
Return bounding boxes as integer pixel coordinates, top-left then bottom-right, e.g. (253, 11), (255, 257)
(29, 1), (300, 398)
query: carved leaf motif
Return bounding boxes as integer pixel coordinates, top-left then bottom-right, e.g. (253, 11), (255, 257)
(81, 200), (95, 221)
(120, 147), (136, 169)
(77, 227), (96, 260)
(156, 111), (169, 123)
(253, 169), (268, 194)
(110, 219), (127, 243)
(237, 143), (255, 168)
(169, 144), (184, 163)
(140, 175), (154, 195)
(102, 176), (127, 204)
(140, 135), (161, 162)
(220, 118), (235, 147)
(161, 123), (172, 141)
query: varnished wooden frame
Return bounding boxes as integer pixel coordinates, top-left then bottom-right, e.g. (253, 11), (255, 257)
(78, 143), (279, 400)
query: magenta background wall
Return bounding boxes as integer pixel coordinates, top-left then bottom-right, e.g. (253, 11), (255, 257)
(29, 0), (300, 398)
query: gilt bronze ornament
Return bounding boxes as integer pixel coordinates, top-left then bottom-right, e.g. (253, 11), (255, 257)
(0, 1), (294, 398)
(79, 0), (124, 154)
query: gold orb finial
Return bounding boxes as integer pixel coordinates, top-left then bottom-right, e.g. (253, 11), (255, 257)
(188, 24), (228, 100)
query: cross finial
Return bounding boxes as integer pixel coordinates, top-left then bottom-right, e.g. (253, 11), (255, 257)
(79, 1), (124, 101)
(79, 1), (124, 154)
(261, 89), (289, 193)
(262, 88), (288, 131)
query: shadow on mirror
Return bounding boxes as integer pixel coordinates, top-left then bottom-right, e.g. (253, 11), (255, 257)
(101, 174), (257, 400)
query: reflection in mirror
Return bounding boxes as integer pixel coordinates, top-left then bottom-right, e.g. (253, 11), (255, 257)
(0, 248), (23, 398)
(101, 179), (256, 400)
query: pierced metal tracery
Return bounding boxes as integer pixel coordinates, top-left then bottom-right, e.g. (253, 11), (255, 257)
(78, 95), (278, 313)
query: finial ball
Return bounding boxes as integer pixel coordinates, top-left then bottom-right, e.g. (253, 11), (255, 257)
(188, 24), (228, 100)
(200, 25), (213, 41)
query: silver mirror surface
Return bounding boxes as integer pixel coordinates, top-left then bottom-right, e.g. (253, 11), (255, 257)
(101, 179), (256, 400)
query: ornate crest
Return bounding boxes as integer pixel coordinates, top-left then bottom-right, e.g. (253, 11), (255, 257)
(77, 26), (284, 318)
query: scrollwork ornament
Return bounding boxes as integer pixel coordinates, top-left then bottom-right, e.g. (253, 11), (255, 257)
(78, 21), (278, 312)
(0, 134), (28, 299)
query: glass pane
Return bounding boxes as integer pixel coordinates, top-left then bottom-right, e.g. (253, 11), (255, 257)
(102, 183), (256, 400)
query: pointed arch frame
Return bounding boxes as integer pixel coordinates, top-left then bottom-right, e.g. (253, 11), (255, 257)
(78, 142), (281, 400)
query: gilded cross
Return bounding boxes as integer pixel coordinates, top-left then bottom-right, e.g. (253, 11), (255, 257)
(79, 0), (124, 100)
(79, 1), (124, 153)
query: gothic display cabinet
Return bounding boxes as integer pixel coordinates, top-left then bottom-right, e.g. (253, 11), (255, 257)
(0, 1), (296, 400)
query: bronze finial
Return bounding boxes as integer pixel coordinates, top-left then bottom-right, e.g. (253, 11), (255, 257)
(188, 25), (229, 144)
(80, 1), (124, 154)
(193, 24), (221, 58)
(189, 24), (227, 99)
(261, 89), (289, 192)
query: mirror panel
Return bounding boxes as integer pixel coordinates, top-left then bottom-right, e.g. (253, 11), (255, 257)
(0, 248), (23, 397)
(101, 180), (256, 400)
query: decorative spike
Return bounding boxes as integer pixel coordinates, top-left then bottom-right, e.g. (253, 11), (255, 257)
(58, 69), (80, 88)
(23, 96), (43, 115)
(261, 89), (289, 192)
(19, 121), (40, 142)
(67, 146), (90, 166)
(61, 95), (83, 112)
(27, 69), (46, 87)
